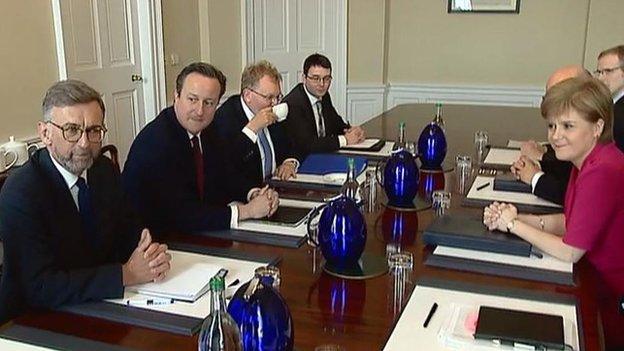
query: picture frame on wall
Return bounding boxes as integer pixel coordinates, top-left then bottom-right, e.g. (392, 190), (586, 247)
(448, 0), (521, 14)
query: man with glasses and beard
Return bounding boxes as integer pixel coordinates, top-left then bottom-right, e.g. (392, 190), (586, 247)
(282, 53), (365, 158)
(0, 80), (171, 324)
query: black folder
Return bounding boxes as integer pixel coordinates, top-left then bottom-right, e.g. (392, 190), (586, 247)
(256, 206), (311, 226)
(474, 306), (565, 350)
(422, 214), (532, 257)
(493, 173), (532, 193)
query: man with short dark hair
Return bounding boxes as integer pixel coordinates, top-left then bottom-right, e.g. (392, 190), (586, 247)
(123, 62), (278, 235)
(595, 45), (624, 150)
(213, 60), (299, 186)
(0, 80), (171, 323)
(282, 53), (365, 158)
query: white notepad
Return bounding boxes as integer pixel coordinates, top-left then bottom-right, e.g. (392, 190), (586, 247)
(433, 246), (573, 273)
(340, 138), (380, 149)
(107, 250), (267, 318)
(467, 176), (562, 208)
(483, 148), (520, 166)
(0, 338), (54, 351)
(129, 262), (222, 302)
(383, 285), (579, 351)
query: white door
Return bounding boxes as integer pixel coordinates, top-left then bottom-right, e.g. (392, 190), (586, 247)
(57, 0), (145, 166)
(246, 0), (347, 117)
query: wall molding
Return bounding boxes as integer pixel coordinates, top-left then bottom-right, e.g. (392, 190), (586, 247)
(346, 83), (543, 125)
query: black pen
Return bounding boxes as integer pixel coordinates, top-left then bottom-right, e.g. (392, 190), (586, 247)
(423, 302), (438, 328)
(530, 250), (543, 259)
(227, 278), (240, 288)
(476, 182), (490, 191)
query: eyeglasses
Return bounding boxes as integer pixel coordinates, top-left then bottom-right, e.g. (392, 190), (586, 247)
(47, 121), (107, 143)
(593, 65), (624, 76)
(306, 75), (333, 84)
(248, 88), (283, 104)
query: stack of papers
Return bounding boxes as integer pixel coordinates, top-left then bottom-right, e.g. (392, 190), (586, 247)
(129, 262), (222, 302)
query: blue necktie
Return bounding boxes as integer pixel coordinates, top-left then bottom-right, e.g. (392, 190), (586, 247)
(257, 128), (273, 179)
(76, 177), (98, 242)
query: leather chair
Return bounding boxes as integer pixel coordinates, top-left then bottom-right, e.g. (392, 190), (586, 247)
(101, 144), (120, 174)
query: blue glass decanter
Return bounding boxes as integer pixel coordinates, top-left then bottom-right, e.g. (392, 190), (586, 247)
(378, 122), (419, 207)
(417, 103), (447, 169)
(227, 267), (294, 351)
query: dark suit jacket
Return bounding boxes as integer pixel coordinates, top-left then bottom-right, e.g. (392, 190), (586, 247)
(614, 95), (623, 152)
(0, 149), (139, 323)
(213, 95), (297, 186)
(122, 106), (252, 235)
(534, 158), (571, 205)
(282, 83), (348, 158)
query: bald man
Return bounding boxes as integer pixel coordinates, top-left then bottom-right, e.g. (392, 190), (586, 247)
(511, 65), (591, 205)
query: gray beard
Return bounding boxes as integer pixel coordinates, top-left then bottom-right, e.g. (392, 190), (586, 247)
(50, 147), (96, 176)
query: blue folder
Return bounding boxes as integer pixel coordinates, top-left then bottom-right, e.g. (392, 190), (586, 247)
(298, 154), (367, 175)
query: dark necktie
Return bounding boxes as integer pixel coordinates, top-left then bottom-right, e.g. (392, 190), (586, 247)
(76, 177), (98, 242)
(257, 128), (273, 180)
(315, 101), (325, 137)
(191, 136), (204, 200)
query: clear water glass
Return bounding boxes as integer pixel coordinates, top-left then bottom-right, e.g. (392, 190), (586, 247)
(432, 190), (451, 216)
(474, 130), (489, 165)
(455, 155), (472, 194)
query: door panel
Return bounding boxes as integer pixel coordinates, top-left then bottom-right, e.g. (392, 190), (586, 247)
(60, 0), (144, 167)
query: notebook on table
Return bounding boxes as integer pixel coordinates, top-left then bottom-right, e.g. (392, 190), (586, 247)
(128, 262), (222, 302)
(422, 213), (532, 257)
(493, 173), (532, 193)
(298, 154), (367, 175)
(474, 306), (565, 350)
(340, 138), (385, 151)
(249, 206), (312, 227)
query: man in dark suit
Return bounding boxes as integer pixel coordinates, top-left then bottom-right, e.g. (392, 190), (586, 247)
(282, 53), (365, 158)
(213, 60), (299, 186)
(0, 80), (171, 323)
(595, 45), (624, 151)
(123, 62), (278, 236)
(513, 65), (591, 205)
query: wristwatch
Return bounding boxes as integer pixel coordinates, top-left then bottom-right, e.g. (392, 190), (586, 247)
(506, 219), (516, 233)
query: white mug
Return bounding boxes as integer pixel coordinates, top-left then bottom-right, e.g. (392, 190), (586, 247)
(272, 103), (289, 122)
(0, 148), (17, 173)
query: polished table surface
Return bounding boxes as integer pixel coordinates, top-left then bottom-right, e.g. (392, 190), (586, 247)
(7, 104), (603, 350)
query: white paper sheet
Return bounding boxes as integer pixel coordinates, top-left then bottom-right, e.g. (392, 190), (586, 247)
(467, 176), (562, 208)
(483, 148), (520, 166)
(0, 338), (53, 351)
(106, 250), (267, 319)
(128, 262), (222, 301)
(433, 246), (572, 273)
(383, 285), (579, 351)
(338, 141), (395, 157)
(339, 138), (381, 149)
(275, 169), (367, 186)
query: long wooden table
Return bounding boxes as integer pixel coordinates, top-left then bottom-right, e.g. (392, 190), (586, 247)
(5, 104), (603, 350)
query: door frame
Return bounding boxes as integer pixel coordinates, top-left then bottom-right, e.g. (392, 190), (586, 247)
(50, 0), (167, 126)
(241, 0), (348, 117)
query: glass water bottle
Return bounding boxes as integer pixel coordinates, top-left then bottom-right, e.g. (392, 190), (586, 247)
(198, 276), (243, 351)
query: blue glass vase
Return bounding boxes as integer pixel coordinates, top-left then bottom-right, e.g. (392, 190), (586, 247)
(417, 122), (447, 169)
(379, 149), (419, 207)
(227, 267), (294, 351)
(308, 196), (367, 267)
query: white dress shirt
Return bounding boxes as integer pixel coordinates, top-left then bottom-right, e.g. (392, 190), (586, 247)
(303, 84), (347, 147)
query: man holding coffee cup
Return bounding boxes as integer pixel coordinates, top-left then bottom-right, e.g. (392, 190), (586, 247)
(213, 60), (300, 185)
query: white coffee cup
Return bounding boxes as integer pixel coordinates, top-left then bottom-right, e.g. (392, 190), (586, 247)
(0, 148), (17, 173)
(272, 103), (289, 122)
